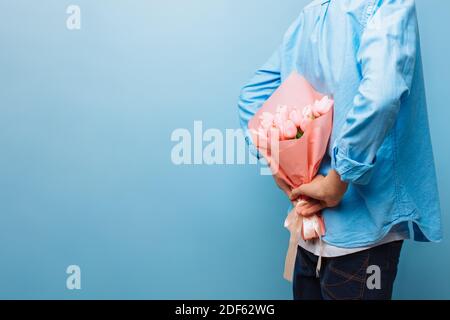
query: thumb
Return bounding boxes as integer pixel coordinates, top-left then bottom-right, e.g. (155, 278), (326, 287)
(290, 174), (326, 200)
(290, 183), (316, 200)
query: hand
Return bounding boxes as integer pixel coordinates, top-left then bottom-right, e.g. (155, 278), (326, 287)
(290, 170), (348, 211)
(293, 198), (325, 217)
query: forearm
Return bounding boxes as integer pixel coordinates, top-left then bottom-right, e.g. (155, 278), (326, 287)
(332, 0), (417, 185)
(238, 47), (282, 156)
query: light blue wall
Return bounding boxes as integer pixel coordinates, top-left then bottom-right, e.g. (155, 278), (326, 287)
(0, 0), (448, 299)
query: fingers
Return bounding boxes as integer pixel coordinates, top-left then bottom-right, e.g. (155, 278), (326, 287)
(290, 184), (308, 200)
(294, 200), (309, 212)
(295, 200), (325, 217)
(290, 175), (325, 201)
(290, 180), (323, 200)
(299, 203), (325, 217)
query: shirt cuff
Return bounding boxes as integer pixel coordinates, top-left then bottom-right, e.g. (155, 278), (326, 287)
(331, 144), (375, 185)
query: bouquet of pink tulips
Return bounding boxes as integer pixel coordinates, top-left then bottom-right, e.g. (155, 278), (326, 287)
(248, 72), (334, 281)
(253, 96), (333, 143)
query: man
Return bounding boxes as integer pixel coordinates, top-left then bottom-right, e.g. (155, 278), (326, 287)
(238, 0), (442, 300)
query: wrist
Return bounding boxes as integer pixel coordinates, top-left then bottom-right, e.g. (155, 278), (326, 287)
(328, 169), (348, 194)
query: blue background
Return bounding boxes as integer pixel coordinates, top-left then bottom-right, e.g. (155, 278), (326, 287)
(0, 0), (448, 299)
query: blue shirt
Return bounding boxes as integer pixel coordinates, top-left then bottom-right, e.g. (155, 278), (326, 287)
(238, 0), (442, 247)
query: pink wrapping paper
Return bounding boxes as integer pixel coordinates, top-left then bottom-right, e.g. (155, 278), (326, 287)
(248, 71), (333, 282)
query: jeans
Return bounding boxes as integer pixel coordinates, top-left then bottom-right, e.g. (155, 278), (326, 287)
(293, 241), (403, 300)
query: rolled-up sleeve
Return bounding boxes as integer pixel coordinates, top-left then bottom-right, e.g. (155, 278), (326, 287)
(331, 0), (418, 185)
(238, 47), (282, 159)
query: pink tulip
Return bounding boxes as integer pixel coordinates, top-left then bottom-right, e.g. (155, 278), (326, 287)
(282, 120), (298, 139)
(267, 126), (282, 142)
(276, 105), (289, 121)
(302, 105), (314, 119)
(300, 105), (315, 132)
(258, 127), (268, 139)
(274, 114), (283, 130)
(300, 117), (313, 132)
(274, 105), (289, 128)
(289, 109), (302, 127)
(261, 112), (274, 122)
(260, 112), (274, 130)
(250, 127), (268, 146)
(312, 96), (333, 117)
